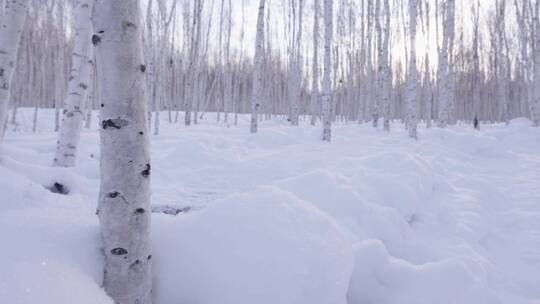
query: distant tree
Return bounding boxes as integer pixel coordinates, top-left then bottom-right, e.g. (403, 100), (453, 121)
(250, 0), (266, 133)
(437, 0), (455, 127)
(321, 0), (333, 141)
(406, 0), (419, 139)
(310, 0), (320, 126)
(533, 0), (540, 126)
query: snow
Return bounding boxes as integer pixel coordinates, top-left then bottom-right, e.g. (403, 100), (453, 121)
(1, 109), (540, 304)
(153, 186), (353, 304)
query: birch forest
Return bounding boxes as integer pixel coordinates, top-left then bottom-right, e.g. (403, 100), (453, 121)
(1, 0), (540, 304)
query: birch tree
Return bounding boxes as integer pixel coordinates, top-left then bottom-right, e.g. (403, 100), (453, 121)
(250, 0), (266, 133)
(321, 0), (333, 141)
(406, 0), (419, 139)
(93, 1), (152, 303)
(185, 0), (203, 126)
(496, 0), (509, 124)
(533, 0), (540, 126)
(289, 0), (304, 126)
(53, 0), (94, 167)
(310, 0), (320, 126)
(381, 0), (391, 131)
(0, 0), (28, 148)
(472, 0), (481, 128)
(437, 0), (455, 127)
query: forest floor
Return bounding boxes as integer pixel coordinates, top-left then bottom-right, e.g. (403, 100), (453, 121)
(1, 109), (540, 304)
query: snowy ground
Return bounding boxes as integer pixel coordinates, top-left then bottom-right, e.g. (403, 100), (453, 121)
(1, 109), (540, 304)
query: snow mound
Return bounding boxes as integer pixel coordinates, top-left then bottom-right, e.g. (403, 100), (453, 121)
(152, 186), (354, 304)
(347, 240), (499, 304)
(274, 170), (410, 246)
(509, 117), (533, 126)
(1, 262), (112, 304)
(0, 166), (111, 304)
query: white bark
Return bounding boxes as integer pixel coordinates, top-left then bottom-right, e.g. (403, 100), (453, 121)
(374, 0), (382, 128)
(321, 0), (333, 141)
(310, 0), (320, 126)
(250, 0), (265, 133)
(290, 0), (303, 126)
(472, 0), (481, 126)
(496, 0), (509, 124)
(53, 0), (94, 167)
(533, 0), (540, 126)
(437, 0), (455, 127)
(93, 1), (152, 303)
(0, 0), (28, 151)
(407, 0), (419, 139)
(185, 0), (202, 126)
(85, 56), (96, 129)
(381, 0), (391, 131)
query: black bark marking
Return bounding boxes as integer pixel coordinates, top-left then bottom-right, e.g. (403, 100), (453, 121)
(0, 68), (4, 77)
(111, 248), (128, 255)
(141, 163), (151, 177)
(135, 208), (145, 214)
(47, 182), (69, 195)
(139, 131), (144, 135)
(140, 64), (146, 73)
(98, 30), (104, 34)
(100, 103), (104, 108)
(122, 20), (137, 31)
(79, 83), (88, 90)
(129, 259), (142, 269)
(91, 34), (101, 46)
(147, 255), (152, 260)
(107, 191), (120, 198)
(102, 118), (128, 130)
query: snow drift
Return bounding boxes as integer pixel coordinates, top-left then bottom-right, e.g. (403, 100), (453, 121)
(1, 110), (539, 304)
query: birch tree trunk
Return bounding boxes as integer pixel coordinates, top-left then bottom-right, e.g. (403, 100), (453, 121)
(496, 0), (509, 124)
(533, 0), (540, 126)
(407, 0), (419, 139)
(381, 0), (391, 131)
(290, 0), (303, 126)
(0, 0), (28, 151)
(437, 0), (455, 127)
(310, 0), (320, 126)
(53, 0), (94, 167)
(250, 0), (265, 133)
(472, 0), (481, 128)
(185, 0), (202, 126)
(321, 0), (333, 141)
(374, 0), (382, 128)
(93, 1), (152, 303)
